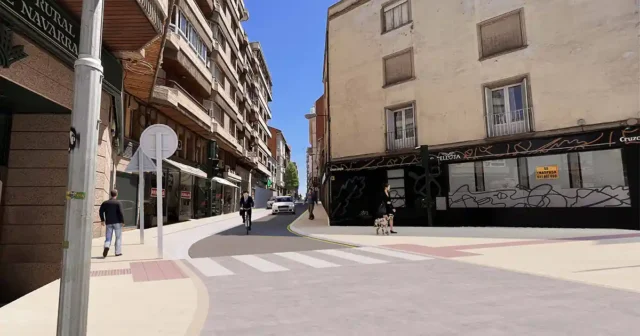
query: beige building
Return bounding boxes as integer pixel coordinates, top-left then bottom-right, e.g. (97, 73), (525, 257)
(325, 0), (640, 229)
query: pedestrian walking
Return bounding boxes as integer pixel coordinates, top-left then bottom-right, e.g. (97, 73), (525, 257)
(100, 189), (125, 257)
(382, 183), (397, 234)
(306, 188), (316, 219)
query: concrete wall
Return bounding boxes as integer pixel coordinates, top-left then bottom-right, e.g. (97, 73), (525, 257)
(328, 0), (640, 159)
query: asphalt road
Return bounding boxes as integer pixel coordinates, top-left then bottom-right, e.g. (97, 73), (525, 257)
(184, 204), (640, 335)
(188, 204), (341, 258)
(198, 258), (640, 336)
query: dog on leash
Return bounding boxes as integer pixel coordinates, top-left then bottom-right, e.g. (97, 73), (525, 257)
(374, 217), (390, 235)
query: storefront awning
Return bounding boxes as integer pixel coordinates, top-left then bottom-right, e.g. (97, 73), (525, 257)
(163, 159), (207, 179)
(212, 177), (239, 188)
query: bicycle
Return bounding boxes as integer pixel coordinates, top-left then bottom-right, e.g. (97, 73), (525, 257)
(241, 208), (251, 235)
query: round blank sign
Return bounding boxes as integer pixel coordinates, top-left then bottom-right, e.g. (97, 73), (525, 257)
(140, 124), (178, 160)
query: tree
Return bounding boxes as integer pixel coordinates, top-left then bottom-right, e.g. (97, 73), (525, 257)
(284, 162), (299, 192)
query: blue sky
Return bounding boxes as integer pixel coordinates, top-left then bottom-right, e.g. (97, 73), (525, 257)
(243, 0), (336, 194)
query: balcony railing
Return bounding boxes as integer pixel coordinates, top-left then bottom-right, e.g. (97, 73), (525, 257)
(385, 127), (418, 152)
(486, 107), (533, 138)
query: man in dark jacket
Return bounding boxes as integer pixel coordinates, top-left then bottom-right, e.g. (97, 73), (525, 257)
(239, 190), (254, 230)
(100, 189), (125, 258)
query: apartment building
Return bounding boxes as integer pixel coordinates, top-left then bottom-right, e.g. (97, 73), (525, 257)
(0, 0), (276, 302)
(0, 0), (166, 302)
(325, 0), (640, 230)
(268, 126), (291, 195)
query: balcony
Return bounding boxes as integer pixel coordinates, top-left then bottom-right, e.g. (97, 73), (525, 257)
(196, 0), (215, 16)
(60, 0), (165, 52)
(385, 127), (418, 152)
(213, 80), (241, 119)
(151, 81), (212, 137)
(240, 148), (258, 166)
(164, 29), (213, 98)
(257, 161), (272, 177)
(486, 107), (533, 138)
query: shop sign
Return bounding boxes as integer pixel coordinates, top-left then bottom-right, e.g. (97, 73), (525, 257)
(150, 188), (165, 197)
(180, 191), (191, 199)
(535, 165), (559, 180)
(0, 0), (122, 91)
(619, 136), (640, 144)
(437, 152), (462, 162)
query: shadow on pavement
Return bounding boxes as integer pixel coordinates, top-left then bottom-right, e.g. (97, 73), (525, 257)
(187, 205), (341, 258)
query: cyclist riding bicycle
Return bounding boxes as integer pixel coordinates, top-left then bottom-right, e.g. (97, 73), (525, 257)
(239, 190), (254, 230)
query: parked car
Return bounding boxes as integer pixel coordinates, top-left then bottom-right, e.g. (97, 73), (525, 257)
(271, 196), (296, 215)
(266, 197), (276, 209)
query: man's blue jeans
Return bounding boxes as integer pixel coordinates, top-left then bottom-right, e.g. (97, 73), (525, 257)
(104, 223), (123, 255)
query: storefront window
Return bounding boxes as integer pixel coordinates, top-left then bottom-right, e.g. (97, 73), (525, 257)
(527, 154), (571, 190)
(448, 150), (629, 208)
(387, 169), (405, 207)
(448, 162), (476, 193)
(179, 173), (194, 220)
(483, 159), (519, 191)
(579, 149), (626, 188)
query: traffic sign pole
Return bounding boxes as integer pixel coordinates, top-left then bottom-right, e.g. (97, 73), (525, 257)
(156, 133), (164, 258)
(139, 148), (145, 244)
(138, 124), (177, 259)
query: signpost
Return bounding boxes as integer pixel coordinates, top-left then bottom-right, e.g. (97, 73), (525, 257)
(139, 125), (178, 258)
(125, 148), (157, 244)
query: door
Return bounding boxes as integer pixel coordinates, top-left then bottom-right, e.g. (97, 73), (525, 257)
(487, 80), (528, 137)
(115, 172), (139, 227)
(388, 106), (415, 151)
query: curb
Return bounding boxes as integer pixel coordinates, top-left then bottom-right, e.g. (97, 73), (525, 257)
(287, 210), (360, 248)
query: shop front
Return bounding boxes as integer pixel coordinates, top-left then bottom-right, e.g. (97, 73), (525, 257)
(142, 159), (207, 227)
(212, 176), (240, 215)
(328, 127), (640, 230)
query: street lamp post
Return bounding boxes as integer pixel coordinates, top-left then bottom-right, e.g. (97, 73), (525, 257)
(56, 0), (105, 334)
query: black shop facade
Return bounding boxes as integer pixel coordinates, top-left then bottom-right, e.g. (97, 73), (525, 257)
(328, 126), (640, 230)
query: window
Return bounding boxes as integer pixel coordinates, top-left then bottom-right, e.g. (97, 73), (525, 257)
(382, 0), (410, 33)
(483, 158), (519, 191)
(478, 9), (526, 59)
(385, 104), (415, 151)
(484, 78), (530, 137)
(383, 49), (413, 86)
(173, 10), (208, 64)
(448, 162), (476, 193)
(579, 149), (626, 188)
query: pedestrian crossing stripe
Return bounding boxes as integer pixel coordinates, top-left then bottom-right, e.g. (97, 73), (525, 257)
(186, 247), (431, 278)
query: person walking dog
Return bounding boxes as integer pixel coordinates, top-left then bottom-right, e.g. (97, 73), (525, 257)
(100, 189), (125, 257)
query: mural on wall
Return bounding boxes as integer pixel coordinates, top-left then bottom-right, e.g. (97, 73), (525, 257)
(435, 127), (640, 164)
(449, 184), (630, 208)
(330, 154), (424, 172)
(331, 176), (366, 218)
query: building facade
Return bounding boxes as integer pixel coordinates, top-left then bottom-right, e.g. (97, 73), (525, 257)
(325, 0), (640, 230)
(0, 0), (165, 302)
(268, 126), (290, 196)
(0, 0), (276, 303)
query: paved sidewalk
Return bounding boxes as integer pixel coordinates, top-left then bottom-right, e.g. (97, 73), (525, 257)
(0, 209), (269, 336)
(290, 205), (640, 293)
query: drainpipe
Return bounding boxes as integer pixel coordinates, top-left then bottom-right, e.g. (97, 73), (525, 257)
(148, 0), (178, 102)
(325, 21), (333, 226)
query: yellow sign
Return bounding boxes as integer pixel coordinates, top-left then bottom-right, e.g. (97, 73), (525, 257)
(535, 165), (559, 180)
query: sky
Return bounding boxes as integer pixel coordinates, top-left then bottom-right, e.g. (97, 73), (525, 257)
(242, 0), (337, 194)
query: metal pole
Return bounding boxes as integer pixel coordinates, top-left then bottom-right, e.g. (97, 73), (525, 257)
(139, 150), (145, 244)
(156, 134), (164, 258)
(56, 0), (105, 334)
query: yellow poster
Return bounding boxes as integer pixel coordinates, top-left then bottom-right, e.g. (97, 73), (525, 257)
(535, 165), (559, 180)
